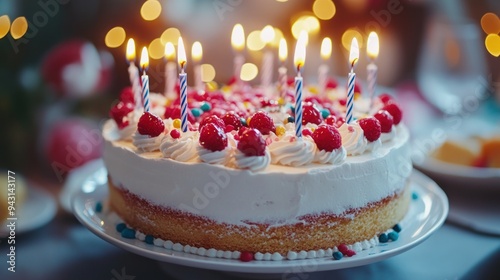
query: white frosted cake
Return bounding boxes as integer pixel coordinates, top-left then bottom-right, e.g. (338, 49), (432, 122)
(103, 85), (412, 261)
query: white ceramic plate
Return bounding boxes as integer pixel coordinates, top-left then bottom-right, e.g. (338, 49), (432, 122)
(72, 170), (448, 274)
(0, 186), (57, 237)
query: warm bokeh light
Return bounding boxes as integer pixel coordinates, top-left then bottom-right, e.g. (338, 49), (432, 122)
(231, 24), (245, 51)
(367, 32), (379, 59)
(10, 16), (28, 39)
(313, 0), (336, 20)
(161, 28), (181, 45)
(291, 15), (320, 39)
(126, 38), (136, 61)
(105, 26), (126, 48)
(164, 42), (175, 60)
(481, 13), (500, 35)
(148, 38), (165, 60)
(279, 38), (288, 62)
(269, 27), (284, 48)
(349, 38), (359, 67)
(247, 30), (265, 51)
(192, 41), (203, 63)
(260, 25), (275, 44)
(141, 0), (162, 21)
(240, 63), (259, 81)
(201, 64), (216, 82)
(0, 15), (10, 39)
(140, 47), (149, 70)
(294, 31), (308, 71)
(177, 36), (187, 68)
(341, 29), (363, 51)
(485, 34), (500, 57)
(320, 37), (332, 60)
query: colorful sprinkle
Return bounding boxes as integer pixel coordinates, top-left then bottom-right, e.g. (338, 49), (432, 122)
(121, 228), (136, 239)
(332, 251), (343, 260)
(388, 231), (399, 241)
(345, 249), (356, 257)
(191, 108), (202, 117)
(95, 202), (102, 213)
(240, 251), (254, 262)
(379, 233), (388, 243)
(321, 109), (330, 119)
(116, 223), (126, 233)
(200, 102), (211, 112)
(173, 118), (181, 129)
(412, 192), (419, 200)
(287, 116), (295, 123)
(170, 129), (181, 139)
(240, 117), (247, 127)
(393, 224), (402, 233)
(337, 244), (349, 254)
(145, 235), (154, 244)
(276, 126), (286, 136)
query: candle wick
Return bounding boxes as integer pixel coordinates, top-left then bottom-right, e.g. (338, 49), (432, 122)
(351, 58), (358, 69)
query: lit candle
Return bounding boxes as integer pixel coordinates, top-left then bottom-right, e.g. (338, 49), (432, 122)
(278, 38), (288, 102)
(231, 24), (245, 86)
(140, 47), (150, 112)
(367, 32), (379, 107)
(294, 31), (307, 138)
(319, 37), (332, 96)
(164, 42), (177, 100)
(192, 41), (203, 92)
(346, 38), (359, 124)
(126, 38), (142, 110)
(260, 25), (275, 89)
(178, 36), (189, 132)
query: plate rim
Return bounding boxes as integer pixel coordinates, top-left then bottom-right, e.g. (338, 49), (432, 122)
(72, 169), (448, 274)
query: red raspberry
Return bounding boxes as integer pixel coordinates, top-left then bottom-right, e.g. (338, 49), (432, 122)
(358, 117), (381, 142)
(222, 111), (242, 130)
(199, 123), (228, 151)
(382, 103), (403, 125)
(240, 251), (254, 262)
(170, 129), (181, 139)
(374, 110), (394, 133)
(164, 105), (196, 123)
(337, 244), (349, 254)
(119, 87), (135, 104)
(378, 93), (393, 105)
(199, 115), (225, 131)
(224, 125), (235, 133)
(312, 125), (342, 152)
(249, 111), (275, 135)
(324, 115), (337, 126)
(302, 104), (322, 125)
(137, 112), (165, 137)
(237, 128), (266, 156)
(110, 101), (134, 129)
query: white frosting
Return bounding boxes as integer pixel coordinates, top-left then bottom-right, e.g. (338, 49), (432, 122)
(197, 145), (232, 166)
(314, 147), (347, 164)
(381, 126), (397, 142)
(338, 123), (368, 156)
(268, 135), (316, 166)
(102, 119), (412, 226)
(235, 150), (271, 171)
(160, 131), (200, 162)
(132, 132), (164, 152)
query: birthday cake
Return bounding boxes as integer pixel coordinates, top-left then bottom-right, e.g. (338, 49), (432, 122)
(102, 80), (412, 260)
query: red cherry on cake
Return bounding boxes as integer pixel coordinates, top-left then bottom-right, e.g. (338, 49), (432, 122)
(240, 251), (254, 262)
(358, 117), (381, 142)
(199, 123), (228, 151)
(249, 111), (275, 135)
(137, 112), (165, 137)
(378, 93), (394, 105)
(119, 87), (135, 104)
(374, 110), (394, 133)
(381, 103), (403, 125)
(110, 101), (134, 129)
(170, 129), (181, 139)
(199, 115), (225, 131)
(302, 104), (322, 125)
(237, 128), (266, 156)
(222, 111), (242, 130)
(312, 125), (342, 152)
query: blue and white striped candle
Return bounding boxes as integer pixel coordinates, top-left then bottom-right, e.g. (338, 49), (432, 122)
(139, 47), (150, 112)
(346, 38), (359, 124)
(367, 32), (379, 108)
(293, 31), (307, 138)
(178, 36), (189, 132)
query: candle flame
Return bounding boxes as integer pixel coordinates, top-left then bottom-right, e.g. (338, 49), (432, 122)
(279, 38), (288, 63)
(126, 38), (136, 62)
(178, 36), (187, 69)
(192, 41), (203, 63)
(260, 25), (275, 44)
(164, 42), (175, 61)
(367, 31), (379, 60)
(140, 46), (149, 71)
(320, 37), (332, 61)
(231, 24), (245, 52)
(294, 31), (307, 72)
(349, 37), (359, 68)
